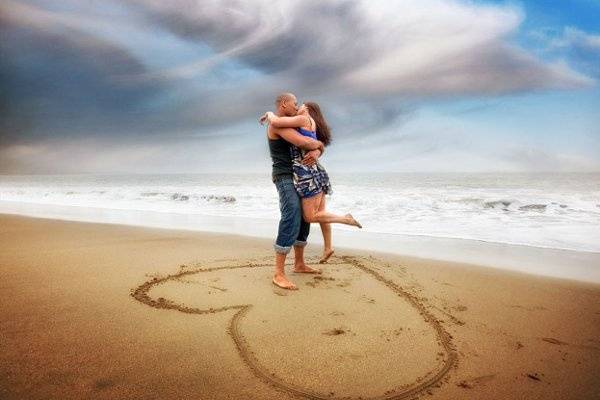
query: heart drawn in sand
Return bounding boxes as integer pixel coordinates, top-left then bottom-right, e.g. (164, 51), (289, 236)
(130, 256), (458, 400)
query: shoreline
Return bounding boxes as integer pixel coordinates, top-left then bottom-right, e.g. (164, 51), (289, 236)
(2, 199), (599, 253)
(0, 213), (598, 399)
(0, 201), (599, 284)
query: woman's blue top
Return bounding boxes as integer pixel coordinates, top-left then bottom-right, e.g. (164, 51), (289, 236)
(296, 127), (317, 140)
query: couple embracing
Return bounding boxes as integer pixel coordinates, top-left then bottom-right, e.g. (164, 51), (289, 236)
(260, 92), (361, 290)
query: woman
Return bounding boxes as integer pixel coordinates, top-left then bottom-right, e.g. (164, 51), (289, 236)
(261, 102), (361, 264)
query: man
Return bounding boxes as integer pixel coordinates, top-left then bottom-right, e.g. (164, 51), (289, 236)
(265, 92), (324, 290)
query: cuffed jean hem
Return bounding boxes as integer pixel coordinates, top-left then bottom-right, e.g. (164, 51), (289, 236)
(274, 243), (292, 254)
(294, 240), (307, 247)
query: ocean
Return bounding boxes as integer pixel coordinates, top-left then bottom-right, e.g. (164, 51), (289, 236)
(1, 172), (598, 252)
(1, 172), (599, 283)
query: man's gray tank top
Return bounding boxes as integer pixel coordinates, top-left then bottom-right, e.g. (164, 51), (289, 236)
(268, 136), (293, 181)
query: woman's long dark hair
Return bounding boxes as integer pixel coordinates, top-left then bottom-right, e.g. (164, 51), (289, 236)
(305, 102), (332, 146)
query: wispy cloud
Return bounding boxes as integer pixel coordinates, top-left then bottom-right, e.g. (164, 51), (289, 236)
(536, 26), (600, 78)
(120, 0), (595, 129)
(127, 0), (593, 92)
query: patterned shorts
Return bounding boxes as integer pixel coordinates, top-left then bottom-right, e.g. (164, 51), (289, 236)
(290, 146), (332, 199)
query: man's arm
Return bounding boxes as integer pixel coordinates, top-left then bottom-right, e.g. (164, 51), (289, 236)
(276, 127), (324, 153)
(260, 112), (309, 129)
(269, 115), (310, 129)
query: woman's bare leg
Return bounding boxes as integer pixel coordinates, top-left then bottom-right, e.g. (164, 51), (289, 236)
(317, 195), (334, 263)
(302, 192), (362, 228)
(290, 193), (323, 274)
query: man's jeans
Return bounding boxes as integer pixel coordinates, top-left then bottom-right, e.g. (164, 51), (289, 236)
(273, 175), (310, 254)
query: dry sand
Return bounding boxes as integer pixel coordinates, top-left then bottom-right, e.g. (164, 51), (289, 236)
(0, 213), (599, 399)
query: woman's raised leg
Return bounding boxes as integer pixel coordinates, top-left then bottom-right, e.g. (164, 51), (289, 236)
(302, 192), (362, 228)
(318, 194), (335, 263)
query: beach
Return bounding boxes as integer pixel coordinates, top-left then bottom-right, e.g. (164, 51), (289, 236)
(3, 0), (600, 397)
(1, 213), (599, 400)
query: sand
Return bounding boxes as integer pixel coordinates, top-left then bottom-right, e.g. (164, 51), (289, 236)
(0, 213), (599, 399)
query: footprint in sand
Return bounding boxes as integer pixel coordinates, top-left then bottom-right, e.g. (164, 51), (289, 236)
(130, 256), (458, 400)
(323, 327), (349, 336)
(541, 337), (568, 345)
(456, 374), (496, 389)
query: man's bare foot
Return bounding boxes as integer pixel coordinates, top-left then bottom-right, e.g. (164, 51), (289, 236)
(346, 213), (362, 229)
(319, 248), (335, 264)
(293, 264), (322, 274)
(272, 274), (298, 290)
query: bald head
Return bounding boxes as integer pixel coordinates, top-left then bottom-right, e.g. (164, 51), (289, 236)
(275, 92), (298, 116)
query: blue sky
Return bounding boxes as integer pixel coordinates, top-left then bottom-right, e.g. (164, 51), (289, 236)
(0, 0), (598, 173)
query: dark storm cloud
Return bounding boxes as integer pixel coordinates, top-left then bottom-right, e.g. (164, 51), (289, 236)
(0, 0), (598, 174)
(126, 0), (370, 80)
(0, 0), (177, 146)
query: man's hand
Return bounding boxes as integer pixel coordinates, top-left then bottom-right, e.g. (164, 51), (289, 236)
(259, 111), (275, 126)
(302, 149), (321, 166)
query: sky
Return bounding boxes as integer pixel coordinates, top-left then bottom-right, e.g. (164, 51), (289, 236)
(0, 0), (599, 174)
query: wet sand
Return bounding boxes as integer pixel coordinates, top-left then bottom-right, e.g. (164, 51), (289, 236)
(0, 213), (599, 399)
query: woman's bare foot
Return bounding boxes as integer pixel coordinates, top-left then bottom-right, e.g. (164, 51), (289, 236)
(293, 263), (322, 274)
(346, 214), (362, 228)
(319, 248), (335, 264)
(272, 274), (298, 290)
